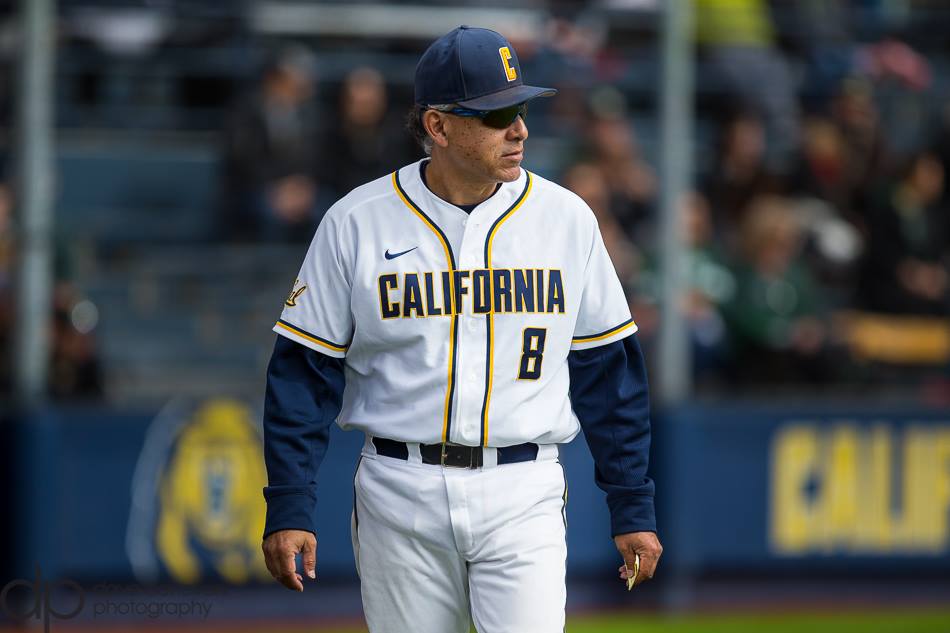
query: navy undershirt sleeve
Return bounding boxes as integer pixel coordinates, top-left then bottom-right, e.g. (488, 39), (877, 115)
(568, 335), (657, 536)
(262, 335), (346, 539)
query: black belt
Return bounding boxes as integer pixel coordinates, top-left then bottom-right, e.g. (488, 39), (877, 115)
(372, 437), (539, 469)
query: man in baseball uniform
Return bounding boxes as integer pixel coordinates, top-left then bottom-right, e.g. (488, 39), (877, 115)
(261, 25), (662, 633)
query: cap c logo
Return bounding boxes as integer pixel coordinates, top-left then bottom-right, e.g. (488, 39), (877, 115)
(499, 47), (517, 82)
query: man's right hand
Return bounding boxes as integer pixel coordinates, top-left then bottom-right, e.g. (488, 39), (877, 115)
(262, 529), (317, 591)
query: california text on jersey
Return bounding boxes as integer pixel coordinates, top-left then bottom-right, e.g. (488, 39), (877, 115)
(378, 268), (566, 319)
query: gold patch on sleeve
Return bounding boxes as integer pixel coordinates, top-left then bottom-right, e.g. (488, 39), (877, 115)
(285, 279), (308, 307)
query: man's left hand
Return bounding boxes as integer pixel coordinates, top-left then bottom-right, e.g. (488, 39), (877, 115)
(614, 531), (662, 589)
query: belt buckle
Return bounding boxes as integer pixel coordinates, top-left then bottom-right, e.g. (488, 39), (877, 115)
(440, 443), (480, 469)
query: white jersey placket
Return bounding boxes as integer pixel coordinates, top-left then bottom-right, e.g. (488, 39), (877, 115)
(450, 209), (492, 446)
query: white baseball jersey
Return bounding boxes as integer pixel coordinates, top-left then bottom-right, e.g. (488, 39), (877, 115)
(274, 159), (637, 447)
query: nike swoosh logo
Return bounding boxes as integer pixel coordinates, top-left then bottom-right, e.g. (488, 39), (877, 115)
(384, 247), (418, 260)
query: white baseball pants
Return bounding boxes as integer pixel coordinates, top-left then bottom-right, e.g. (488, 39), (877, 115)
(351, 440), (567, 633)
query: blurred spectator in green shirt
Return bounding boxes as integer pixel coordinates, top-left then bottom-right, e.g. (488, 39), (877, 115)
(722, 195), (829, 386)
(631, 192), (736, 388)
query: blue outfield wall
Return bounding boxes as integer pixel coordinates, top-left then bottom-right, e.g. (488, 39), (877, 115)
(7, 401), (616, 584)
(0, 411), (14, 583)
(5, 400), (950, 586)
(657, 403), (950, 574)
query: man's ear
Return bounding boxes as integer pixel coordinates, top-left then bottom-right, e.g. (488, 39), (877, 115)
(423, 110), (450, 149)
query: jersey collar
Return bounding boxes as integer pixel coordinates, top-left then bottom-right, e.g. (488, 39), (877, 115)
(398, 159), (529, 226)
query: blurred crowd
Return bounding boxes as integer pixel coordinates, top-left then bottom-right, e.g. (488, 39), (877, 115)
(0, 175), (103, 402)
(210, 2), (950, 399)
(3, 0), (950, 401)
(219, 47), (418, 241)
(588, 1), (950, 396)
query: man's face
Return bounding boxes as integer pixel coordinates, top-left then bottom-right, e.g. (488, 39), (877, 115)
(439, 110), (528, 184)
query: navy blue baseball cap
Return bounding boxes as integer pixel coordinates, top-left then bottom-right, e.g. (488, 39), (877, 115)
(415, 25), (557, 110)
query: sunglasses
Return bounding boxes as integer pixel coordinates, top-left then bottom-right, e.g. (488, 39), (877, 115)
(437, 102), (528, 129)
